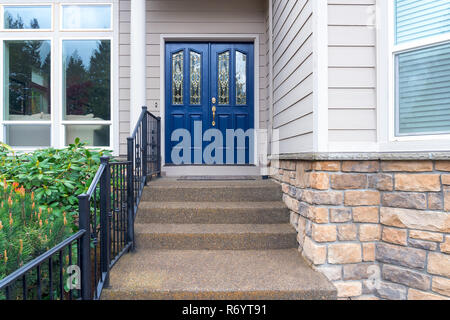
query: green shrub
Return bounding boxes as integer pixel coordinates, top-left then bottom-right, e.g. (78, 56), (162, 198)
(0, 139), (111, 227)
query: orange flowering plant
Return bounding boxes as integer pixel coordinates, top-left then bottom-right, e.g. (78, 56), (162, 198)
(0, 180), (73, 281)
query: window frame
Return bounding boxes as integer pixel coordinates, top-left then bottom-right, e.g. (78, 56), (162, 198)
(388, 1), (450, 142)
(59, 3), (113, 32)
(0, 36), (55, 151)
(59, 35), (114, 148)
(0, 3), (54, 32)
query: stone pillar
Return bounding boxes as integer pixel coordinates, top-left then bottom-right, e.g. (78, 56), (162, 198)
(130, 0), (147, 132)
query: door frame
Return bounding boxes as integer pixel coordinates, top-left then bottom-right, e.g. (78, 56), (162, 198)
(159, 34), (260, 172)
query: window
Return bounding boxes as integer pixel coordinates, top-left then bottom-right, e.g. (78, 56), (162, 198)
(61, 4), (112, 30)
(393, 0), (450, 136)
(3, 5), (52, 30)
(0, 2), (114, 149)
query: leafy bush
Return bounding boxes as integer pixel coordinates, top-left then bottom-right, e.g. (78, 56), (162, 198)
(0, 182), (73, 280)
(0, 139), (110, 228)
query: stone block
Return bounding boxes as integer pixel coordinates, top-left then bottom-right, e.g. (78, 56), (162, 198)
(380, 207), (450, 233)
(395, 174), (441, 192)
(382, 264), (430, 291)
(428, 253), (450, 278)
(382, 192), (427, 210)
(381, 161), (433, 172)
(330, 208), (352, 223)
(376, 243), (426, 269)
(353, 207), (379, 223)
(328, 243), (362, 264)
(330, 174), (367, 190)
(345, 191), (380, 206)
(342, 161), (379, 173)
(382, 227), (407, 246)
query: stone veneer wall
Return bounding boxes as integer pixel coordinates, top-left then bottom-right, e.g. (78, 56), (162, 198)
(270, 159), (450, 300)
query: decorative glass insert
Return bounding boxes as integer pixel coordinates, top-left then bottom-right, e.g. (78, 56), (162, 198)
(172, 51), (184, 105)
(65, 124), (110, 147)
(62, 5), (112, 30)
(3, 40), (51, 121)
(395, 0), (450, 44)
(218, 51), (230, 105)
(4, 6), (52, 29)
(190, 52), (201, 105)
(62, 40), (111, 121)
(5, 124), (51, 147)
(236, 51), (247, 105)
(396, 41), (450, 135)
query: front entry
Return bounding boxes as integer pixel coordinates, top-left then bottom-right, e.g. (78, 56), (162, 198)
(165, 43), (254, 165)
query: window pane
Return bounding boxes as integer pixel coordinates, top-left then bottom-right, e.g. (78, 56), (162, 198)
(172, 51), (184, 105)
(63, 40), (111, 121)
(4, 6), (52, 29)
(62, 5), (111, 30)
(65, 125), (110, 147)
(396, 41), (450, 135)
(190, 51), (201, 105)
(395, 0), (450, 44)
(218, 51), (230, 105)
(5, 125), (51, 147)
(236, 51), (247, 105)
(3, 40), (51, 121)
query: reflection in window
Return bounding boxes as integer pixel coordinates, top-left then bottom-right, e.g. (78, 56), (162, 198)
(3, 40), (51, 121)
(65, 125), (110, 147)
(236, 52), (247, 105)
(190, 52), (201, 105)
(172, 51), (184, 105)
(62, 5), (111, 30)
(62, 40), (111, 121)
(218, 51), (230, 105)
(5, 125), (51, 147)
(4, 6), (52, 29)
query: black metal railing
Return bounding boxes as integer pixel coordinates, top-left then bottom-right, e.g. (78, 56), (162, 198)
(127, 106), (161, 216)
(0, 106), (161, 300)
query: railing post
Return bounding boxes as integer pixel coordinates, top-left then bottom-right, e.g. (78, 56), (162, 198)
(127, 137), (135, 251)
(99, 157), (111, 287)
(157, 116), (161, 176)
(78, 193), (92, 300)
(142, 106), (148, 185)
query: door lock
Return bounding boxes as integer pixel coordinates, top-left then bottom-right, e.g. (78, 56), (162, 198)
(212, 97), (216, 104)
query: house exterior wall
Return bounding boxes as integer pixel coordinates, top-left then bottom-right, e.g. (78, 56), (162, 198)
(327, 0), (377, 148)
(118, 0), (268, 155)
(271, 0), (314, 154)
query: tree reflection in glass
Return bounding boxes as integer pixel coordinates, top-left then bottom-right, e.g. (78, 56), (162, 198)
(3, 40), (51, 121)
(62, 40), (111, 121)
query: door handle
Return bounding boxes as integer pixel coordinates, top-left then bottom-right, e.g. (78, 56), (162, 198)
(212, 106), (216, 126)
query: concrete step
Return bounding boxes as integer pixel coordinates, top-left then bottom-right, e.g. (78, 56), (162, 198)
(135, 223), (298, 250)
(142, 179), (283, 202)
(135, 201), (290, 224)
(101, 249), (337, 300)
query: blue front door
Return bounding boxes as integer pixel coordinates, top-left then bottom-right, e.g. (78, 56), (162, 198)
(165, 43), (254, 165)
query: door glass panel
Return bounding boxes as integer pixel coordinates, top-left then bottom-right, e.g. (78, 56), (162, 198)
(218, 51), (230, 105)
(3, 40), (51, 121)
(62, 40), (111, 121)
(4, 6), (52, 29)
(190, 52), (201, 105)
(172, 51), (184, 105)
(236, 51), (247, 105)
(62, 5), (111, 30)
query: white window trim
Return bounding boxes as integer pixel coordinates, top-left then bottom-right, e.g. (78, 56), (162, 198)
(0, 3), (54, 32)
(377, 1), (450, 152)
(0, 1), (118, 154)
(59, 3), (113, 32)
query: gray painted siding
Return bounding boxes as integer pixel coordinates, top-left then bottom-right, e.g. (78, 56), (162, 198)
(328, 0), (377, 144)
(271, 0), (314, 154)
(118, 0), (267, 155)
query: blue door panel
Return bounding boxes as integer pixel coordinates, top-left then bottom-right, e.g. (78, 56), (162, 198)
(165, 42), (254, 164)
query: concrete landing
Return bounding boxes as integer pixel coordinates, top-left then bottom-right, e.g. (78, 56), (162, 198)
(102, 250), (337, 300)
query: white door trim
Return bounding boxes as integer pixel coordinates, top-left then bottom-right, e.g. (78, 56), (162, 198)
(159, 34), (261, 176)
